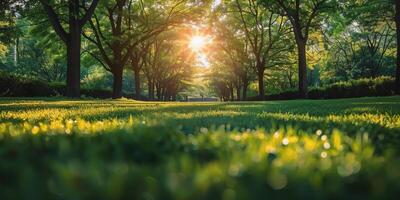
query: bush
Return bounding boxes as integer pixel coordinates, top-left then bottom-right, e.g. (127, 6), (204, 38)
(308, 76), (395, 99)
(247, 76), (396, 101)
(50, 82), (117, 98)
(0, 71), (132, 99)
(0, 71), (54, 97)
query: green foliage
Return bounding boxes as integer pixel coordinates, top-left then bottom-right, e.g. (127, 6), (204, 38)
(0, 0), (24, 47)
(309, 76), (396, 99)
(0, 71), (55, 97)
(0, 97), (399, 199)
(1, 0), (397, 100)
(322, 21), (396, 81)
(248, 76), (396, 100)
(0, 71), (134, 98)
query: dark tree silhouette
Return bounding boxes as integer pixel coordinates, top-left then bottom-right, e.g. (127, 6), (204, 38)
(396, 0), (400, 94)
(234, 0), (287, 100)
(83, 0), (186, 98)
(267, 0), (329, 98)
(39, 0), (99, 98)
(130, 43), (149, 100)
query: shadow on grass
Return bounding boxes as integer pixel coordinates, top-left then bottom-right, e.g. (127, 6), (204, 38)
(1, 96), (399, 149)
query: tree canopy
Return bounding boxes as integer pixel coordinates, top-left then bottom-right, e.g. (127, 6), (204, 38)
(0, 0), (398, 100)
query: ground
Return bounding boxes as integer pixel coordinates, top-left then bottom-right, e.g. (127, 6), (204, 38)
(0, 96), (399, 199)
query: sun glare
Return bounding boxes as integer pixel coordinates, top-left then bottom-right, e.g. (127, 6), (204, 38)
(189, 36), (208, 51)
(187, 33), (213, 68)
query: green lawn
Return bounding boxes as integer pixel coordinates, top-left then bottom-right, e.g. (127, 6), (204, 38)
(0, 96), (400, 199)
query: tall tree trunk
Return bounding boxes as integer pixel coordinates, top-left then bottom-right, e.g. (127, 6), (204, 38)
(150, 80), (155, 100)
(297, 39), (308, 98)
(230, 86), (234, 101)
(288, 74), (294, 88)
(156, 83), (161, 100)
(40, 0), (99, 98)
(150, 83), (154, 100)
(161, 87), (166, 101)
(147, 78), (153, 100)
(13, 38), (19, 66)
(66, 0), (81, 98)
(236, 87), (241, 101)
(396, 0), (400, 94)
(134, 68), (141, 99)
(242, 82), (248, 100)
(66, 24), (81, 98)
(257, 71), (265, 100)
(112, 66), (123, 99)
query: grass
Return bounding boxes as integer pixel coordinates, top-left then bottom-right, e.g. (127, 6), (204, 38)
(0, 96), (400, 199)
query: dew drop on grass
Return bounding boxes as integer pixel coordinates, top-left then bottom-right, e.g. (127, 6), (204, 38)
(323, 142), (331, 149)
(321, 135), (328, 141)
(274, 131), (280, 138)
(31, 126), (39, 135)
(282, 138), (289, 145)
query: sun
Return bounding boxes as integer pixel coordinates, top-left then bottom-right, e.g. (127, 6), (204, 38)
(189, 36), (208, 51)
(186, 33), (213, 68)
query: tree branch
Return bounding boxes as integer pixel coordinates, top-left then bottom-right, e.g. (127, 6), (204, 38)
(39, 0), (68, 43)
(79, 0), (99, 27)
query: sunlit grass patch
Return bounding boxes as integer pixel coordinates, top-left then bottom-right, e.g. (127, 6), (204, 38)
(0, 96), (399, 198)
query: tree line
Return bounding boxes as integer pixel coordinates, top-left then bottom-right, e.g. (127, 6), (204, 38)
(0, 0), (399, 100)
(208, 0), (399, 100)
(1, 0), (205, 100)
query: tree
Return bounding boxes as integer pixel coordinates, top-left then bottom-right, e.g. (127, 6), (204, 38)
(130, 0), (206, 100)
(38, 0), (99, 97)
(0, 0), (26, 58)
(209, 64), (235, 101)
(233, 0), (289, 99)
(142, 31), (194, 101)
(83, 0), (137, 99)
(395, 0), (400, 94)
(83, 0), (192, 98)
(212, 16), (254, 100)
(262, 0), (331, 98)
(327, 23), (395, 80)
(333, 0), (397, 91)
(130, 43), (149, 99)
(267, 47), (298, 92)
(7, 37), (66, 81)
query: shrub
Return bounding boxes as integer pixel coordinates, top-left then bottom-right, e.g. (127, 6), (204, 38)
(0, 71), (17, 96)
(0, 71), (133, 99)
(266, 90), (299, 100)
(50, 82), (116, 98)
(0, 71), (53, 97)
(247, 76), (396, 101)
(308, 76), (395, 99)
